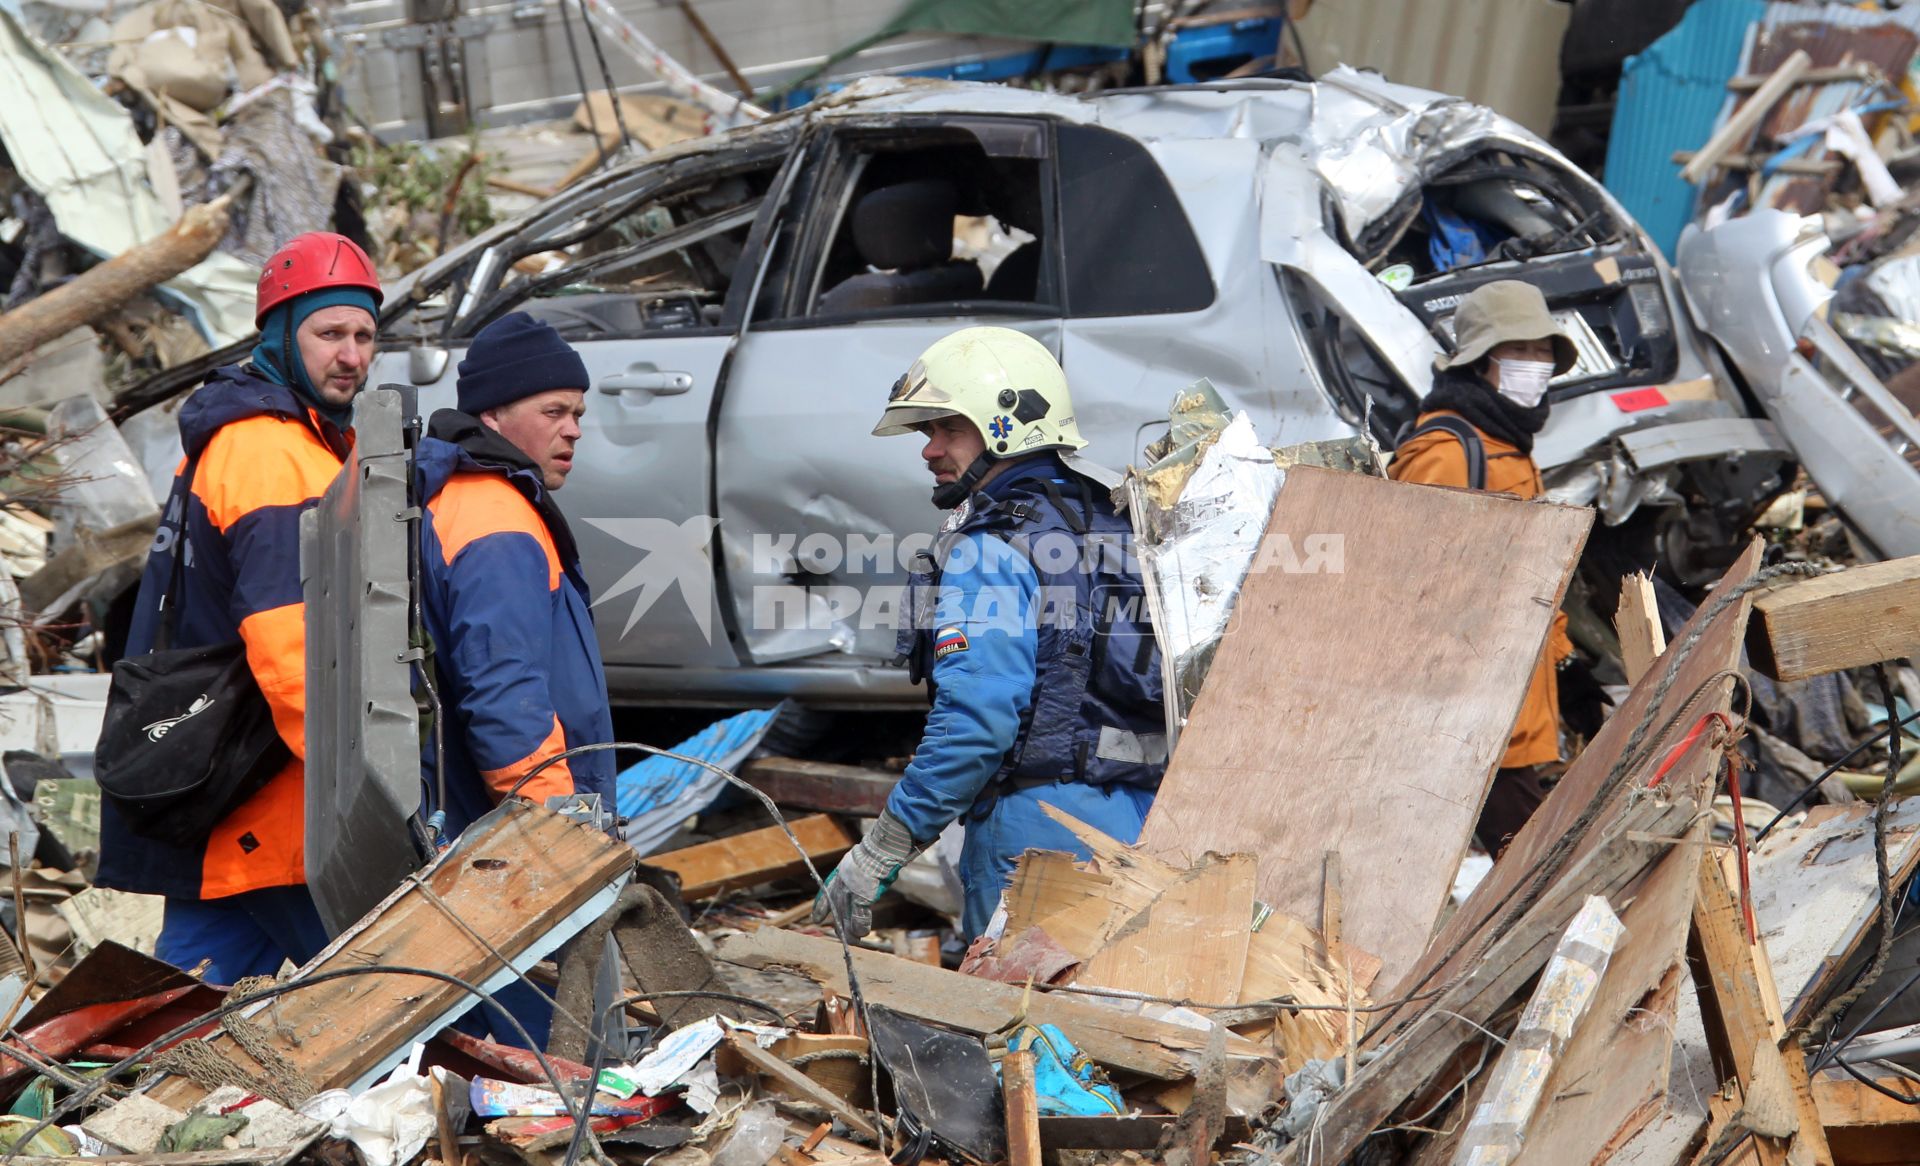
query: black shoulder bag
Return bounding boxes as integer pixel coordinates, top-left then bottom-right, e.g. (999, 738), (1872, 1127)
(94, 454), (292, 848)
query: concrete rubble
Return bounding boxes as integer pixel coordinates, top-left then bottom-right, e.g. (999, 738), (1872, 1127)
(0, 3), (1914, 1166)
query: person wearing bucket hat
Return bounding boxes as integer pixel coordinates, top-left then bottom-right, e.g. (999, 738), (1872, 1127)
(1389, 279), (1581, 858)
(409, 311), (614, 1048)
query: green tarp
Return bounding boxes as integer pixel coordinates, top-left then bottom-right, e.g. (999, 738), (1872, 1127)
(765, 0), (1138, 100)
(875, 0), (1137, 48)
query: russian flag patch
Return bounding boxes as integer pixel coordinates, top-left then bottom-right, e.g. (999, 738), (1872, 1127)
(933, 625), (970, 658)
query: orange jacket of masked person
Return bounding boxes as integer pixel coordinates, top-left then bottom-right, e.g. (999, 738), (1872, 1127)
(1388, 280), (1576, 769)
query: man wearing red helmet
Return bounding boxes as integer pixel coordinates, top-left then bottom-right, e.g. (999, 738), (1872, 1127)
(96, 232), (382, 981)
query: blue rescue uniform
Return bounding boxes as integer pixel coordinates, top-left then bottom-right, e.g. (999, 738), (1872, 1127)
(890, 455), (1167, 936)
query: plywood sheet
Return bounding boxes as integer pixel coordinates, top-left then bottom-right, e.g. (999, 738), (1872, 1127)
(1138, 466), (1592, 989)
(1077, 853), (1255, 1005)
(1749, 799), (1920, 1026)
(1383, 542), (1763, 1025)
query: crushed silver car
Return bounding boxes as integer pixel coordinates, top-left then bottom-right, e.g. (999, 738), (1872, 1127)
(1678, 209), (1920, 560)
(141, 70), (1797, 706)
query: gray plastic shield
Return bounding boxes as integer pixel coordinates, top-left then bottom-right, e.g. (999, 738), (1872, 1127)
(302, 385), (423, 935)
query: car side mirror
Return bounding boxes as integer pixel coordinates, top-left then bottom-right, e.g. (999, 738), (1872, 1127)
(408, 345), (450, 385)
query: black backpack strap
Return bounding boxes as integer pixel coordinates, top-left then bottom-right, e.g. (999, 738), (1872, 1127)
(1405, 415), (1487, 491)
(154, 450), (208, 652)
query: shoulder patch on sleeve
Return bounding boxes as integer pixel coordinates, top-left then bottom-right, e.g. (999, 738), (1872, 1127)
(932, 625), (970, 659)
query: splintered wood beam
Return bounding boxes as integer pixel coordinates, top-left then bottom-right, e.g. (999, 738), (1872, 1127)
(738, 758), (900, 817)
(1746, 555), (1920, 681)
(1617, 571), (1667, 685)
(1814, 1063), (1920, 1166)
(1003, 1051), (1042, 1166)
(1688, 851), (1833, 1166)
(148, 802), (635, 1110)
(644, 814), (854, 900)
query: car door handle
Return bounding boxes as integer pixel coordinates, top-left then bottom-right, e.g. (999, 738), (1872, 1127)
(599, 370), (693, 395)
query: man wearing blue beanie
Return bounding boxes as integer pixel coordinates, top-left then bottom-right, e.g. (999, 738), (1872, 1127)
(100, 232), (382, 983)
(412, 311), (616, 1048)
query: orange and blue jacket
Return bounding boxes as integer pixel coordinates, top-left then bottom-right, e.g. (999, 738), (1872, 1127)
(97, 365), (350, 900)
(415, 410), (615, 838)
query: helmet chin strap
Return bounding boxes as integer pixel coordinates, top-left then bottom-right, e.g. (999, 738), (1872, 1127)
(931, 452), (996, 510)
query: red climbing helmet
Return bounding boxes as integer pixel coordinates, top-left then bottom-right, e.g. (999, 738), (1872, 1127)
(255, 232), (383, 326)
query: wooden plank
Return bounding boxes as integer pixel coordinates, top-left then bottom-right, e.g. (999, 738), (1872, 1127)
(1748, 800), (1920, 1027)
(1681, 49), (1813, 183)
(149, 802), (633, 1109)
(1617, 571), (1667, 685)
(738, 758), (899, 818)
(1381, 542), (1763, 1034)
(715, 927), (1264, 1080)
(1688, 848), (1833, 1166)
(645, 814), (854, 900)
(1813, 1063), (1920, 1165)
(1036, 1115), (1251, 1152)
(1513, 821), (1708, 1165)
(725, 1030), (878, 1139)
(1747, 556), (1920, 681)
(1136, 466), (1591, 990)
(1076, 853), (1255, 1005)
(1003, 1051), (1042, 1166)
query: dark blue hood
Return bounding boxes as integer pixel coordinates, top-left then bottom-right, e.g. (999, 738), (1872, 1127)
(178, 365), (318, 459)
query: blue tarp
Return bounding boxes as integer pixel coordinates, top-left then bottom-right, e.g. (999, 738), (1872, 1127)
(617, 706), (781, 856)
(1603, 0), (1767, 261)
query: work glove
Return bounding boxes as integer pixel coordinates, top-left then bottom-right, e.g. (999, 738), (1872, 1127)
(812, 809), (922, 940)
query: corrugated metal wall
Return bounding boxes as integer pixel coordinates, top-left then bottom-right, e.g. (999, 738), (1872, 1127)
(335, 0), (1018, 136)
(1603, 0), (1765, 261)
(1293, 0), (1571, 135)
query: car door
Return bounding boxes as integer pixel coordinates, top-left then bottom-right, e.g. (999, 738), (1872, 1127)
(715, 116), (1066, 667)
(399, 140), (796, 679)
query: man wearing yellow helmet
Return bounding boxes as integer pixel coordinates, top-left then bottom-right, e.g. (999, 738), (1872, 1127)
(814, 327), (1169, 939)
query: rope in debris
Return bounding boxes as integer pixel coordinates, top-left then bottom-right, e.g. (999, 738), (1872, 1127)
(1794, 664), (1907, 1053)
(508, 740), (890, 1154)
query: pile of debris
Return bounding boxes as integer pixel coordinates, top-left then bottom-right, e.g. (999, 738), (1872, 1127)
(0, 412), (1907, 1166)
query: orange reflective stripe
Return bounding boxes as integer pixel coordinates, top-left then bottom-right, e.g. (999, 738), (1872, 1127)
(479, 715), (575, 804)
(237, 603), (308, 760)
(200, 754), (305, 899)
(429, 474), (562, 589)
(195, 415), (343, 532)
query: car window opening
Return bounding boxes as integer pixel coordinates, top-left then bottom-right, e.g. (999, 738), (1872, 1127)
(810, 137), (1050, 317)
(467, 162), (783, 340)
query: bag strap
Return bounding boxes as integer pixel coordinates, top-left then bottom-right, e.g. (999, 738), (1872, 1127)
(1406, 415), (1487, 491)
(153, 449), (207, 652)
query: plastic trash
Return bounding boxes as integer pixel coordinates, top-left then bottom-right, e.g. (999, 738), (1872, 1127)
(45, 395), (159, 553)
(713, 1101), (785, 1166)
(332, 1045), (442, 1166)
(1002, 1024), (1124, 1117)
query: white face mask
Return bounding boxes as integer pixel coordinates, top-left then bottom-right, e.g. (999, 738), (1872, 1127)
(1494, 358), (1556, 408)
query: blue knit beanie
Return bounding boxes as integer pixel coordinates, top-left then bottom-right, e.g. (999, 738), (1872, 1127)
(457, 312), (591, 415)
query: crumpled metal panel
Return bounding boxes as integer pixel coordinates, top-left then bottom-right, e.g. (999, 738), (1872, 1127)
(1295, 0), (1570, 136)
(0, 10), (254, 342)
(301, 385), (424, 935)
